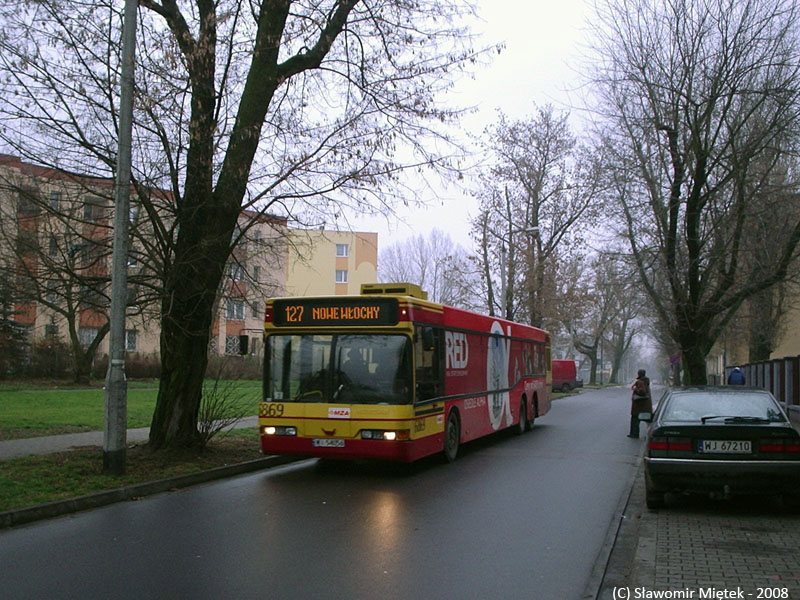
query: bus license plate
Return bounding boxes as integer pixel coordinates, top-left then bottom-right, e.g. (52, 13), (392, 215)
(312, 439), (345, 448)
(699, 440), (751, 454)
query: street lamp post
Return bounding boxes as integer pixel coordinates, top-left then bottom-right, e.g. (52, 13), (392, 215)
(104, 0), (138, 475)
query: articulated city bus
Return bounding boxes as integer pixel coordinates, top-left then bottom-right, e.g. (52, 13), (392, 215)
(259, 283), (551, 462)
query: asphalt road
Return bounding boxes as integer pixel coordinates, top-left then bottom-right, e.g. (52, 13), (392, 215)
(0, 386), (644, 600)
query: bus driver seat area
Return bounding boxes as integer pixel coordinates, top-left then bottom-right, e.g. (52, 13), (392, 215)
(341, 351), (371, 386)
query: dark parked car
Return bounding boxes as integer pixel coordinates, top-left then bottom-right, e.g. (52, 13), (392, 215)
(643, 386), (800, 510)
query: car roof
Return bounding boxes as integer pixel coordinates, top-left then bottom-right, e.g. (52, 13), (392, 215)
(665, 385), (771, 394)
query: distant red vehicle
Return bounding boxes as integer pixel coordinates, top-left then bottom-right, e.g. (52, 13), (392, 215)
(552, 359), (582, 393)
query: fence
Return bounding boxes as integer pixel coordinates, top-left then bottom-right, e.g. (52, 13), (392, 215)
(724, 357), (800, 428)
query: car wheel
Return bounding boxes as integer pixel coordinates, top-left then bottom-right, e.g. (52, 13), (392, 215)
(515, 399), (527, 435)
(561, 383), (571, 393)
(444, 410), (460, 462)
(645, 482), (666, 510)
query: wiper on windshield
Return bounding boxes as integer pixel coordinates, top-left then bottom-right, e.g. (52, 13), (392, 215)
(701, 415), (731, 423)
(700, 415), (770, 424)
(723, 416), (771, 424)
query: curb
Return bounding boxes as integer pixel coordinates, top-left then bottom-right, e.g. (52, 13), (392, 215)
(585, 447), (645, 599)
(0, 454), (305, 530)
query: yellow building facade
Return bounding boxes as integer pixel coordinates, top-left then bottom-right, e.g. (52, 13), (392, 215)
(285, 229), (378, 297)
(772, 302), (800, 358)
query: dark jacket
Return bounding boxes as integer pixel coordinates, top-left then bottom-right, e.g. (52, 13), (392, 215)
(727, 369), (746, 385)
(630, 376), (653, 415)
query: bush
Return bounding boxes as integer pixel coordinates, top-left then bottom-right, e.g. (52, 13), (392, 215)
(197, 360), (255, 448)
(26, 338), (73, 379)
(207, 353), (262, 380)
(92, 352), (161, 380)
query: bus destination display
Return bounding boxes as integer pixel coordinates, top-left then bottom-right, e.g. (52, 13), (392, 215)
(272, 298), (399, 327)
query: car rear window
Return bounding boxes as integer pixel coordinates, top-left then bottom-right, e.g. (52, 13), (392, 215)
(662, 391), (786, 423)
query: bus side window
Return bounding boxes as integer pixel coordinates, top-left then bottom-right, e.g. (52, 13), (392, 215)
(415, 325), (443, 401)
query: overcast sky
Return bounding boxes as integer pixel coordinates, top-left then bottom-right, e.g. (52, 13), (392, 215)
(352, 0), (592, 250)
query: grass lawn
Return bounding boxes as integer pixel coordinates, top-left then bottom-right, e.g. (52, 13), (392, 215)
(0, 429), (264, 512)
(0, 380), (262, 440)
(0, 380), (268, 515)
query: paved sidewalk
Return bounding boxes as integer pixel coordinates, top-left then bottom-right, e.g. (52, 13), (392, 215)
(0, 416), (259, 460)
(599, 463), (800, 599)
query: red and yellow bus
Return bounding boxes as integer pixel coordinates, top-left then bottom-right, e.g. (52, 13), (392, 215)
(259, 283), (551, 462)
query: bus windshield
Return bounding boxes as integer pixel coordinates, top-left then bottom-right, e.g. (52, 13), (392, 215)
(266, 334), (412, 404)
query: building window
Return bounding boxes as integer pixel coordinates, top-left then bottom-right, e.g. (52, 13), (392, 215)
(49, 191), (62, 211)
(252, 265), (260, 283)
(335, 269), (348, 284)
(336, 244), (349, 257)
(79, 326), (99, 349)
(17, 187), (40, 215)
(226, 298), (246, 320)
(84, 196), (104, 223)
(45, 281), (58, 304)
(224, 335), (241, 355)
(127, 246), (139, 268)
(125, 330), (137, 352)
(49, 235), (59, 258)
(228, 262), (245, 281)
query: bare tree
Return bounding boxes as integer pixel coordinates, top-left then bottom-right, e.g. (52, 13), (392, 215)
(379, 229), (479, 309)
(590, 0), (800, 383)
(472, 105), (605, 327)
(561, 255), (632, 384)
(0, 0), (489, 448)
(0, 165), (132, 383)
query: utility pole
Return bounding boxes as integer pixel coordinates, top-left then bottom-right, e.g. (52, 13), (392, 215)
(104, 0), (138, 475)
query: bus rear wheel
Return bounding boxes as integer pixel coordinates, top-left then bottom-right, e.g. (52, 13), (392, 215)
(526, 398), (536, 431)
(444, 411), (460, 462)
(515, 399), (527, 435)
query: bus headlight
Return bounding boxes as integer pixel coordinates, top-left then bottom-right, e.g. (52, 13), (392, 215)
(262, 426), (296, 436)
(361, 429), (409, 441)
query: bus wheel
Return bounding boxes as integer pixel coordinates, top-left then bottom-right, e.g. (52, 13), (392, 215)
(515, 399), (526, 435)
(444, 411), (460, 462)
(526, 398), (536, 431)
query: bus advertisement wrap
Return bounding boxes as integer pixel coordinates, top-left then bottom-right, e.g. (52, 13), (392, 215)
(259, 285), (550, 463)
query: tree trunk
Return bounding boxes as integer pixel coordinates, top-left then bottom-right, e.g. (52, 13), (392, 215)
(681, 343), (708, 385)
(587, 355), (598, 384)
(73, 352), (93, 385)
(148, 199), (238, 450)
(748, 289), (778, 362)
(149, 318), (212, 449)
(70, 322), (109, 384)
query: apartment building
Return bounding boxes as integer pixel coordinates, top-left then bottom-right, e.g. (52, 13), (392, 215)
(0, 155), (378, 371)
(285, 228), (378, 297)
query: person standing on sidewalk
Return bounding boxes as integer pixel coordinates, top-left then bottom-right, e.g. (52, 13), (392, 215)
(628, 369), (652, 438)
(727, 366), (746, 385)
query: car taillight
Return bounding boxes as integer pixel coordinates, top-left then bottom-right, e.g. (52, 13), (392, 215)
(649, 437), (692, 452)
(759, 439), (800, 453)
